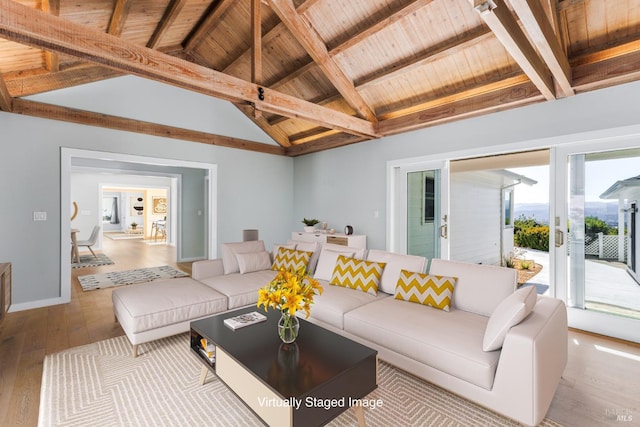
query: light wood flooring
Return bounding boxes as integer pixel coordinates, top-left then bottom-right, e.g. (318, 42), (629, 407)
(1, 237), (639, 426)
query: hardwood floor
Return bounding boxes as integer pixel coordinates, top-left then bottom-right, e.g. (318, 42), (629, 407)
(0, 236), (192, 426)
(1, 238), (639, 426)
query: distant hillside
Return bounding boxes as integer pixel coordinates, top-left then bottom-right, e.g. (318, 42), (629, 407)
(515, 201), (621, 226)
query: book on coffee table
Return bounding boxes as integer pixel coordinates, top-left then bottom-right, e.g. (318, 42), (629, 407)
(224, 311), (267, 330)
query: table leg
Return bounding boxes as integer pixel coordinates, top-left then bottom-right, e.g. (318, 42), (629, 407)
(352, 406), (366, 427)
(199, 365), (209, 385)
(71, 231), (80, 263)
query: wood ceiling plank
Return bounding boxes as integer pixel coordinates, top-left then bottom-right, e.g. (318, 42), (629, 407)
(356, 27), (492, 88)
(108, 0), (134, 37)
(12, 99), (287, 155)
(0, 73), (13, 111)
(329, 0), (436, 56)
(183, 0), (236, 53)
(295, 0), (323, 15)
(508, 0), (573, 97)
(268, 0), (378, 123)
(471, 0), (556, 100)
(378, 79), (544, 135)
(4, 64), (123, 97)
(0, 0), (378, 138)
(147, 0), (189, 49)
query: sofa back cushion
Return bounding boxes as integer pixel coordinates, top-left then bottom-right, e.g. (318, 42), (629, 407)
(330, 255), (386, 295)
(221, 240), (267, 274)
(287, 240), (321, 273)
(366, 249), (427, 294)
(394, 270), (456, 311)
(313, 244), (365, 281)
(428, 259), (516, 316)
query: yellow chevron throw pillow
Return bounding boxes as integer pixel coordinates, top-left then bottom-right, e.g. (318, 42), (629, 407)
(395, 269), (457, 311)
(271, 247), (313, 272)
(330, 255), (386, 295)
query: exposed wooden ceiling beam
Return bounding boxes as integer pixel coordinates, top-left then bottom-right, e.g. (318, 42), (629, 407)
(12, 99), (287, 155)
(471, 0), (556, 100)
(285, 132), (367, 157)
(42, 0), (60, 72)
(252, 0), (263, 86)
(378, 78), (544, 135)
(183, 0), (235, 53)
(329, 0), (436, 56)
(147, 0), (188, 49)
(0, 0), (378, 138)
(0, 73), (13, 111)
(108, 0), (133, 37)
(507, 0), (573, 97)
(4, 64), (123, 97)
(235, 103), (291, 147)
(571, 41), (640, 92)
(268, 0), (378, 123)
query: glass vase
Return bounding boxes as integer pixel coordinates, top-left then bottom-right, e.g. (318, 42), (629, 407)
(278, 312), (299, 344)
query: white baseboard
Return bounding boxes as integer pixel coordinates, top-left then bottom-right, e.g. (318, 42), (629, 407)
(8, 296), (70, 313)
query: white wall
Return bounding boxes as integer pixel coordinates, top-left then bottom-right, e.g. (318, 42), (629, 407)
(0, 76), (293, 310)
(294, 80), (640, 252)
(450, 171), (503, 265)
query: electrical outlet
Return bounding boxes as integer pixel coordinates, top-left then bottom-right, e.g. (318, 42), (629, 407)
(33, 211), (47, 221)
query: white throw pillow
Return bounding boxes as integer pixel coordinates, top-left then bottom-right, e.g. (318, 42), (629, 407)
(236, 251), (272, 274)
(483, 286), (538, 351)
(221, 240), (266, 274)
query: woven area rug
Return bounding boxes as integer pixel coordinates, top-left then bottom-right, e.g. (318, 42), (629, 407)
(78, 265), (188, 291)
(38, 334), (564, 427)
(71, 253), (114, 269)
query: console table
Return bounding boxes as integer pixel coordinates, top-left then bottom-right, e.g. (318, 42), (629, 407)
(0, 263), (11, 322)
(291, 231), (366, 248)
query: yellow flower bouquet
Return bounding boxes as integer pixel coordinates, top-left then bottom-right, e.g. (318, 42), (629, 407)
(257, 268), (323, 343)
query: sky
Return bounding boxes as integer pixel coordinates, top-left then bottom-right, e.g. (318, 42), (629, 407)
(508, 157), (640, 204)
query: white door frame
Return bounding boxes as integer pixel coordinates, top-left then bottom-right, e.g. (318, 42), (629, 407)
(387, 158), (450, 258)
(60, 148), (217, 305)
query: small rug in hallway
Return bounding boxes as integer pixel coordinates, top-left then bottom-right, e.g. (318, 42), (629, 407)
(104, 232), (144, 240)
(78, 265), (188, 291)
(38, 334), (564, 427)
(71, 253), (114, 269)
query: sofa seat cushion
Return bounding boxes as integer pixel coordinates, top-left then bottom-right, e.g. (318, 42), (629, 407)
(344, 298), (500, 390)
(307, 281), (390, 329)
(199, 269), (277, 309)
(112, 277), (228, 334)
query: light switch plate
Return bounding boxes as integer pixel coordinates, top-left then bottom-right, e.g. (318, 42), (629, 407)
(33, 211), (47, 221)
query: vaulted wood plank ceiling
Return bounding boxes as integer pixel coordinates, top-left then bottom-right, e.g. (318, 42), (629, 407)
(1, 0), (640, 156)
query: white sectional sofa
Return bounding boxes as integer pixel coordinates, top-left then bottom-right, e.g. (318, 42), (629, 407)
(112, 239), (567, 426)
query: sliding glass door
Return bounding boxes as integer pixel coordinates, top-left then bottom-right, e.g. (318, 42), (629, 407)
(554, 145), (640, 343)
(389, 160), (449, 259)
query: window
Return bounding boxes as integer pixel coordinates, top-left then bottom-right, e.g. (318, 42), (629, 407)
(424, 175), (435, 222)
(503, 189), (513, 227)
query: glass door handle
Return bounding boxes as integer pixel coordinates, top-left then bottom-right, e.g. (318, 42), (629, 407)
(555, 229), (564, 247)
(440, 224), (448, 239)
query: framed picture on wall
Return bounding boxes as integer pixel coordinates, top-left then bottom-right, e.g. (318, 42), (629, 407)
(153, 197), (167, 214)
(131, 197), (144, 216)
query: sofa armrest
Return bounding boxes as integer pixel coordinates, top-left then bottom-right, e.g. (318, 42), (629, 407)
(192, 259), (224, 280)
(490, 296), (568, 426)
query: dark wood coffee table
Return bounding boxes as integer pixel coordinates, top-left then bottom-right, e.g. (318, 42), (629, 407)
(190, 306), (378, 426)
